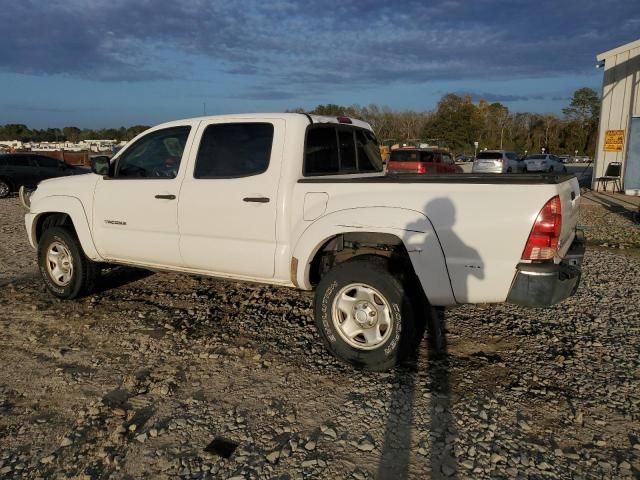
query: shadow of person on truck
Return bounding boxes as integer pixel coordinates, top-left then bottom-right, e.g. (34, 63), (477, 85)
(377, 198), (483, 479)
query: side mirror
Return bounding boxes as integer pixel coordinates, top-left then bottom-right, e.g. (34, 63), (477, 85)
(91, 156), (111, 176)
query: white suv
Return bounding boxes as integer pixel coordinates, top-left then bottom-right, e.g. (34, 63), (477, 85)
(472, 150), (522, 173)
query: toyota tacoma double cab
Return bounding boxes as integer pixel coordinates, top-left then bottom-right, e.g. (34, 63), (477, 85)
(22, 113), (585, 371)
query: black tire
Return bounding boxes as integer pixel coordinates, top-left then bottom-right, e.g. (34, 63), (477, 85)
(0, 178), (11, 198)
(313, 256), (422, 371)
(506, 167), (512, 173)
(38, 226), (98, 299)
(522, 166), (528, 173)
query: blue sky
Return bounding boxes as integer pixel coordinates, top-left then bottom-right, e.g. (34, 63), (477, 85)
(0, 0), (638, 128)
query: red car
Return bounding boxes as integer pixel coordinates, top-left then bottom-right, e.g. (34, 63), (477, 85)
(386, 147), (463, 175)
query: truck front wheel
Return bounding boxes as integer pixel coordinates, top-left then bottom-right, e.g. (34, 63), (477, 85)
(313, 256), (421, 371)
(38, 226), (98, 299)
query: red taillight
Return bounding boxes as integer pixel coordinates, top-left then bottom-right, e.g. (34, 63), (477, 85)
(337, 116), (352, 124)
(522, 196), (562, 261)
(416, 163), (426, 174)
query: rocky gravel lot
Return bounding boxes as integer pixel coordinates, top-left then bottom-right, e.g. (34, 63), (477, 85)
(1, 196), (639, 479)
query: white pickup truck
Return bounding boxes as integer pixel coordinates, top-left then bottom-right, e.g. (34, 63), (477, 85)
(22, 113), (584, 370)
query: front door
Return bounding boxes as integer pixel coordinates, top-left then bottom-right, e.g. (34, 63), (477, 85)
(93, 124), (196, 266)
(178, 119), (283, 279)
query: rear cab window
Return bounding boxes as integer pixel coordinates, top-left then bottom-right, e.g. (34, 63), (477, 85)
(304, 125), (382, 176)
(389, 150), (419, 162)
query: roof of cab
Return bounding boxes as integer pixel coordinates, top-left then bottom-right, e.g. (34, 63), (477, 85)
(152, 112), (373, 132)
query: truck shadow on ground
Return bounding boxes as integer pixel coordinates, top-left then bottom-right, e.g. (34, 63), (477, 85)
(93, 266), (154, 294)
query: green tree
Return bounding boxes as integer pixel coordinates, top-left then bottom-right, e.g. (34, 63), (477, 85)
(562, 87), (600, 156)
(423, 94), (482, 151)
(62, 126), (82, 143)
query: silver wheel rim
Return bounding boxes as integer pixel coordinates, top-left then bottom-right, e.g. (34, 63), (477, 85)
(332, 283), (393, 351)
(0, 182), (8, 196)
(46, 241), (74, 286)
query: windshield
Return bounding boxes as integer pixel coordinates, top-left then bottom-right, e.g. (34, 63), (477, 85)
(476, 152), (502, 160)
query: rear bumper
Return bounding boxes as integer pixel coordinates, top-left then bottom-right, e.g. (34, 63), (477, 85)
(525, 164), (546, 171)
(506, 231), (585, 307)
(472, 167), (504, 174)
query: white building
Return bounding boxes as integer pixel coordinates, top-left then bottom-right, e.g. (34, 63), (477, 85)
(593, 38), (640, 195)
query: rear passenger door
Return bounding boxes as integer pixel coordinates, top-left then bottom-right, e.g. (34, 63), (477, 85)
(178, 119), (284, 279)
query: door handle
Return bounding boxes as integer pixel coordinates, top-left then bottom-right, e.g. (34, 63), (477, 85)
(155, 194), (176, 200)
(243, 197), (270, 203)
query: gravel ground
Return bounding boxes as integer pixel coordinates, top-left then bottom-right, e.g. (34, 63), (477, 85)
(0, 196), (639, 480)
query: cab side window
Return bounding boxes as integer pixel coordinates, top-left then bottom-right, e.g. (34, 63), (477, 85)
(116, 126), (191, 179)
(194, 123), (274, 179)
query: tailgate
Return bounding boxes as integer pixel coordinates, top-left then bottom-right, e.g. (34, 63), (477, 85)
(557, 176), (581, 259)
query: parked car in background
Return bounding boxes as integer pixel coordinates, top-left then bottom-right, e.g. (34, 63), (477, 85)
(0, 153), (89, 198)
(455, 154), (474, 163)
(471, 150), (522, 173)
(523, 154), (567, 173)
(387, 147), (463, 174)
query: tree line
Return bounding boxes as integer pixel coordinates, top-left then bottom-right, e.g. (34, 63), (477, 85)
(290, 87), (600, 156)
(1, 87), (599, 156)
(0, 125), (150, 144)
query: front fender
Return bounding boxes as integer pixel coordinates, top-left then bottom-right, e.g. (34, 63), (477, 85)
(27, 195), (102, 261)
(292, 207), (456, 306)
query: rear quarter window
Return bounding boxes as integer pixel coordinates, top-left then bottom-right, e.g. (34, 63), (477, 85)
(304, 125), (382, 176)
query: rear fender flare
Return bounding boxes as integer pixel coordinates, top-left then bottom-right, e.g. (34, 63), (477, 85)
(292, 207), (456, 305)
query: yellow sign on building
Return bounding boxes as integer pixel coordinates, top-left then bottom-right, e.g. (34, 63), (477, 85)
(604, 130), (625, 152)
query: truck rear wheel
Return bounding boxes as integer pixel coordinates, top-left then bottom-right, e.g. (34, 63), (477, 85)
(38, 226), (98, 299)
(313, 256), (421, 371)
